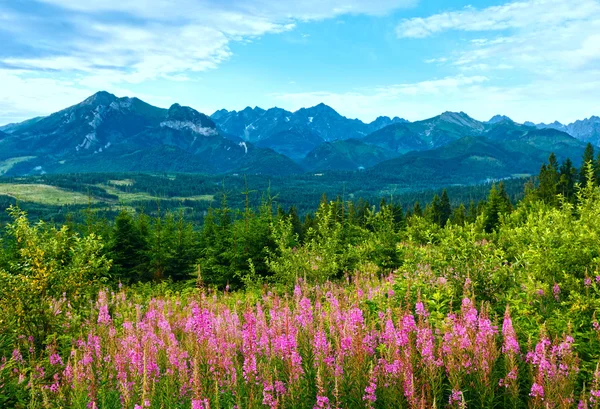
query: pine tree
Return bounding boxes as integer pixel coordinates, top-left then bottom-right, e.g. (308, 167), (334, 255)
(451, 203), (467, 226)
(558, 158), (577, 200)
(164, 211), (198, 282)
(467, 200), (478, 223)
(430, 194), (441, 225)
(439, 189), (452, 227)
(580, 143), (595, 186)
(538, 153), (559, 203)
(413, 201), (423, 217)
(110, 210), (149, 283)
(482, 183), (512, 233)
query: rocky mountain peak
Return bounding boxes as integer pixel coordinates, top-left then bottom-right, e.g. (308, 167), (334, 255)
(487, 115), (514, 124)
(162, 104), (218, 136)
(82, 91), (118, 107)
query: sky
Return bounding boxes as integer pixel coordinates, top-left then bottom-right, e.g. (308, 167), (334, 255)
(1, 0), (599, 126)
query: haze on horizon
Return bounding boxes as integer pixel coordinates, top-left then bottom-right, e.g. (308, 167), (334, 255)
(1, 0), (599, 126)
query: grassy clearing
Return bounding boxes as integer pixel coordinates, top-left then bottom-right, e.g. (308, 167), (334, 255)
(0, 183), (99, 205)
(100, 184), (214, 203)
(0, 156), (36, 175)
(108, 179), (135, 186)
(0, 180), (214, 206)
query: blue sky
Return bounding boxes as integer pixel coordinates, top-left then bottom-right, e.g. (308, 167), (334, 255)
(1, 0), (599, 125)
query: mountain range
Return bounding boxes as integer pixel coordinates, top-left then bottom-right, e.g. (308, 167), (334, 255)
(0, 91), (594, 186)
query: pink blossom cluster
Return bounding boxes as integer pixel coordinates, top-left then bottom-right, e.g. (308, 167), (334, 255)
(3, 278), (593, 409)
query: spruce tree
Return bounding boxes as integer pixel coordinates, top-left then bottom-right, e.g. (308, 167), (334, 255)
(164, 210), (198, 281)
(580, 143), (595, 185)
(467, 200), (478, 223)
(558, 158), (577, 200)
(439, 189), (452, 227)
(430, 194), (441, 224)
(482, 183), (512, 232)
(451, 203), (467, 226)
(413, 201), (423, 217)
(110, 210), (149, 283)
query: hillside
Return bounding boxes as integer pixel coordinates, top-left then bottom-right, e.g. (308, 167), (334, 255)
(0, 92), (301, 176)
(303, 139), (396, 171)
(371, 133), (586, 184)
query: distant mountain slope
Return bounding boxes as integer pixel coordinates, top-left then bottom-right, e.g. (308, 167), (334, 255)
(0, 116), (45, 133)
(363, 111), (484, 155)
(211, 103), (408, 145)
(0, 92), (302, 176)
(0, 91), (592, 180)
(303, 139), (396, 171)
(0, 91), (167, 161)
(533, 116), (600, 146)
(255, 128), (324, 161)
(486, 115), (513, 124)
(371, 128), (587, 185)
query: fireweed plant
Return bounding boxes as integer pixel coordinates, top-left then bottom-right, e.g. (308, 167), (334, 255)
(2, 274), (599, 409)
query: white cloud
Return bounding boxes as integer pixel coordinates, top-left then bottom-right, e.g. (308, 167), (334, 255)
(270, 75), (492, 121)
(0, 0), (415, 123)
(390, 0), (600, 122)
(396, 0), (600, 38)
(270, 73), (600, 124)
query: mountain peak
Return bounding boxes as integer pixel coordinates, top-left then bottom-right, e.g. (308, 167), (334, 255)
(162, 104), (218, 135)
(82, 91), (117, 106)
(487, 115), (513, 124)
(306, 103), (338, 115)
(439, 111), (479, 127)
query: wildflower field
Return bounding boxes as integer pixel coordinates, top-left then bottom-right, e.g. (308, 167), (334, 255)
(2, 273), (600, 409)
(3, 165), (600, 408)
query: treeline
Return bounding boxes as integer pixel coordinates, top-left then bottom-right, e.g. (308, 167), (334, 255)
(0, 170), (528, 224)
(3, 143), (594, 291)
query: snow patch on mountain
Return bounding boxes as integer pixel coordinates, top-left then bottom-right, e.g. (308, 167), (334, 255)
(239, 141), (248, 153)
(160, 120), (218, 136)
(109, 98), (133, 110)
(76, 133), (97, 151)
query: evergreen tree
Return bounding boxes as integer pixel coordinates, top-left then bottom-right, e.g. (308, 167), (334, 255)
(288, 206), (303, 242)
(467, 200), (478, 223)
(429, 194), (441, 225)
(110, 210), (149, 283)
(538, 154), (559, 203)
(412, 201), (423, 217)
(580, 143), (595, 186)
(164, 211), (198, 281)
(451, 203), (467, 226)
(439, 189), (452, 227)
(482, 183), (512, 232)
(558, 158), (577, 200)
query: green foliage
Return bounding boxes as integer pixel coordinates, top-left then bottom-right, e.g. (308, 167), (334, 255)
(0, 206), (110, 350)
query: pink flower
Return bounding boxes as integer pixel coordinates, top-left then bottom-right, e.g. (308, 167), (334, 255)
(192, 399), (210, 409)
(449, 389), (463, 405)
(363, 374), (377, 406)
(553, 283), (561, 301)
(415, 301), (429, 317)
(11, 349), (23, 363)
(530, 382), (544, 399)
(314, 395), (330, 409)
(49, 353), (63, 366)
(501, 309), (520, 354)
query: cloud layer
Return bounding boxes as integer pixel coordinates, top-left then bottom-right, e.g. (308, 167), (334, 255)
(0, 0), (414, 123)
(273, 0), (600, 123)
